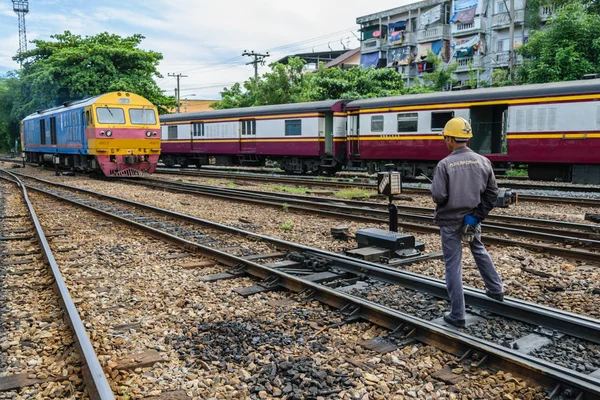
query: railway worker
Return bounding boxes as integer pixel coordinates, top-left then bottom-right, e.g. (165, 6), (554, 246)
(430, 116), (504, 328)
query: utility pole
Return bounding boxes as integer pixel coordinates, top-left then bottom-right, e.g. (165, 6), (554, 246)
(168, 73), (188, 113)
(508, 0), (515, 80)
(242, 50), (269, 90)
(12, 0), (29, 64)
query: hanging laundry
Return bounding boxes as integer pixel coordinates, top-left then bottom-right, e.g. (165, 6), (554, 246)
(449, 0), (478, 24)
(420, 5), (442, 27)
(431, 39), (444, 56)
(388, 20), (407, 30)
(388, 46), (412, 65)
(451, 35), (479, 58)
(360, 52), (380, 68)
(389, 30), (404, 46)
(417, 42), (433, 59)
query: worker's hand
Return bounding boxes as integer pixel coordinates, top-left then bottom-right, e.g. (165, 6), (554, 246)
(463, 214), (479, 227)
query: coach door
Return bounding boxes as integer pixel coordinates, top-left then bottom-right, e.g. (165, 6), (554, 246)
(469, 105), (508, 155)
(191, 122), (205, 152)
(348, 114), (360, 156)
(324, 112), (334, 155)
(240, 119), (256, 153)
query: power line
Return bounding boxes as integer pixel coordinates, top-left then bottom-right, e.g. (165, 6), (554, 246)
(174, 26), (358, 75)
(242, 50), (270, 90)
(168, 73), (188, 113)
(264, 27), (357, 52)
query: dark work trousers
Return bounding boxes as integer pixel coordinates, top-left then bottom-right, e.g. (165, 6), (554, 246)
(440, 224), (504, 320)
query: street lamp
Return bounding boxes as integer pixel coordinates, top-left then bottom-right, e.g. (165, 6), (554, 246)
(182, 94), (196, 113)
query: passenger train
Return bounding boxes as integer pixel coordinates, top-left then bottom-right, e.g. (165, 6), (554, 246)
(21, 92), (161, 177)
(160, 79), (600, 183)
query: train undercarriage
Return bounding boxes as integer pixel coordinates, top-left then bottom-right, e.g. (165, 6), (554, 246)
(160, 153), (600, 184)
(160, 153), (343, 175)
(25, 152), (156, 177)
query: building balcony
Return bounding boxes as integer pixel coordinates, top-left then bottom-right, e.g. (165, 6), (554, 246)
(361, 38), (384, 53)
(454, 54), (483, 72)
(451, 17), (487, 36)
(539, 5), (561, 21)
(416, 24), (451, 43)
(385, 32), (416, 48)
(492, 9), (525, 29)
(493, 51), (523, 67)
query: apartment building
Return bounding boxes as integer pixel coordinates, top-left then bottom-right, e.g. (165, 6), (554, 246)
(357, 0), (452, 85)
(356, 0), (556, 87)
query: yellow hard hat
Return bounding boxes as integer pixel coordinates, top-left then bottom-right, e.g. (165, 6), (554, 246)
(443, 117), (472, 140)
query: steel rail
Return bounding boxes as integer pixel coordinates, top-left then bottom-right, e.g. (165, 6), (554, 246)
(15, 174), (600, 345)
(137, 178), (600, 239)
(0, 169), (115, 400)
(146, 177), (600, 233)
(13, 171), (600, 262)
(120, 178), (600, 262)
(20, 177), (600, 400)
(155, 168), (600, 206)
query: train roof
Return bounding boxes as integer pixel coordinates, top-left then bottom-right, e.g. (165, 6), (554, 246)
(346, 79), (600, 110)
(23, 92), (154, 121)
(160, 99), (348, 122)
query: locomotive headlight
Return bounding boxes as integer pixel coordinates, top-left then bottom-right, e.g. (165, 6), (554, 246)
(106, 130), (113, 137)
(152, 132), (157, 136)
(100, 131), (105, 136)
(146, 131), (152, 137)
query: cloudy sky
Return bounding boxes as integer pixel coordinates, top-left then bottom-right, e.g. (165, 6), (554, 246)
(0, 0), (416, 100)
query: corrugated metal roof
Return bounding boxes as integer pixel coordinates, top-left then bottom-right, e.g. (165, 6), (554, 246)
(324, 48), (361, 68)
(23, 95), (103, 121)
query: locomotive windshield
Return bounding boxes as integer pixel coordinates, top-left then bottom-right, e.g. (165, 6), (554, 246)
(96, 107), (125, 124)
(129, 109), (157, 125)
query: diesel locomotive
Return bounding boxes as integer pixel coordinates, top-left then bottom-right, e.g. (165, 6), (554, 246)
(160, 79), (600, 184)
(21, 92), (161, 177)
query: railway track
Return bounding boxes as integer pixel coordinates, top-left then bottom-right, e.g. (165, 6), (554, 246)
(6, 170), (600, 399)
(155, 168), (600, 207)
(121, 176), (600, 263)
(0, 171), (114, 399)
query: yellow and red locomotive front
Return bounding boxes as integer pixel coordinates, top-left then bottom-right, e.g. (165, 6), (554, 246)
(87, 92), (161, 176)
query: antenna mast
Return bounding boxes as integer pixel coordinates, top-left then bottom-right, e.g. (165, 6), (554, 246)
(12, 0), (29, 63)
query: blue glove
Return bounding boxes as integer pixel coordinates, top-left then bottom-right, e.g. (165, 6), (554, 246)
(463, 214), (479, 227)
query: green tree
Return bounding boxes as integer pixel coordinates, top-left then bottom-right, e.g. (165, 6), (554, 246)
(517, 3), (600, 83)
(307, 65), (407, 100)
(491, 69), (512, 87)
(422, 50), (457, 91)
(0, 74), (23, 151)
(14, 31), (175, 114)
(212, 56), (415, 109)
(212, 57), (311, 109)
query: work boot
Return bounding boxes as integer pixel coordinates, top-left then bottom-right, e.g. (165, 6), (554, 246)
(443, 314), (466, 328)
(485, 290), (504, 302)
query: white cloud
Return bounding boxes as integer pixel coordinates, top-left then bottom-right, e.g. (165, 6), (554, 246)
(1, 0), (418, 98)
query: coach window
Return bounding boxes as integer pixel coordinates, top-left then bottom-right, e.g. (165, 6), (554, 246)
(39, 120), (46, 145)
(193, 123), (204, 137)
(96, 107), (125, 124)
(397, 113), (418, 133)
(241, 120), (256, 136)
(285, 119), (302, 136)
(371, 115), (384, 132)
(431, 111), (454, 131)
(168, 126), (178, 140)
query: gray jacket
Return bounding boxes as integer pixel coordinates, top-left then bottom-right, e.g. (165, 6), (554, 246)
(430, 146), (498, 226)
